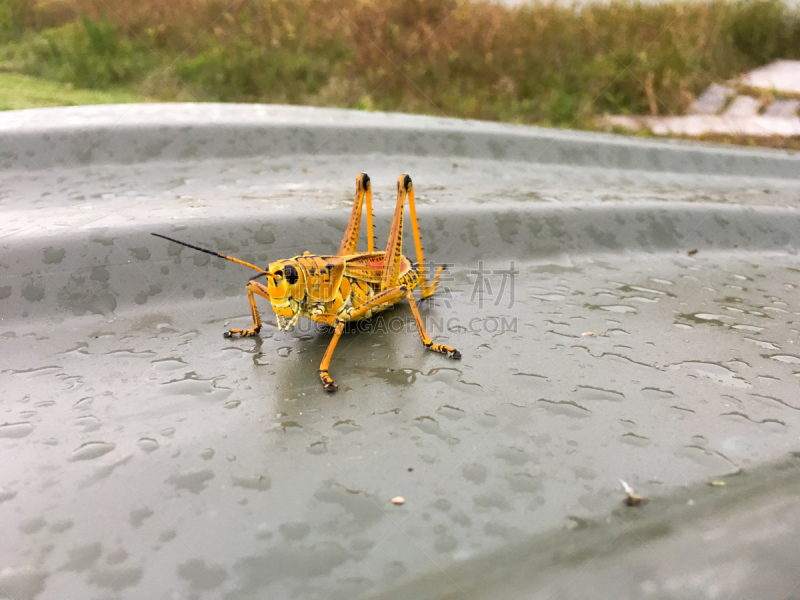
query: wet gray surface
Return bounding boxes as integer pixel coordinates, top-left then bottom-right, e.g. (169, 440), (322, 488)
(1, 105), (800, 600)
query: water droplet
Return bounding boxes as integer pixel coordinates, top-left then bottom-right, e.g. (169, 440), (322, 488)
(308, 441), (327, 455)
(137, 438), (159, 453)
(0, 422), (34, 439)
(462, 463), (488, 484)
(160, 373), (232, 402)
(575, 385), (625, 402)
(232, 474), (271, 491)
(0, 487), (17, 503)
(505, 472), (542, 493)
(69, 441), (116, 461)
(0, 566), (47, 599)
(436, 405), (466, 420)
(767, 354), (800, 364)
(640, 387), (674, 400)
(537, 398), (591, 418)
(732, 324), (763, 332)
(669, 361), (750, 388)
(75, 416), (101, 432)
(619, 432), (650, 447)
(744, 338), (779, 350)
(108, 349), (156, 358)
(413, 415), (440, 435)
(165, 469), (214, 494)
(585, 304), (637, 313)
(333, 419), (361, 434)
(151, 358), (187, 371)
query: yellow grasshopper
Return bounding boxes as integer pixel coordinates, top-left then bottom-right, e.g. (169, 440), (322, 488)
(152, 173), (460, 392)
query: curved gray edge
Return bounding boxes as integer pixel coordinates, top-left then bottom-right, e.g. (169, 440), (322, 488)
(371, 454), (800, 600)
(1, 103), (799, 178)
(3, 202), (799, 322)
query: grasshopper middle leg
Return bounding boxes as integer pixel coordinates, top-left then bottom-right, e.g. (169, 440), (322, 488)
(318, 284), (409, 392)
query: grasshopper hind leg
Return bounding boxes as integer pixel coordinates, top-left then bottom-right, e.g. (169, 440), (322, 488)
(384, 174), (445, 298)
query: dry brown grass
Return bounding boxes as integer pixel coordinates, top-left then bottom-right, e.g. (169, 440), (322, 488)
(3, 0), (800, 129)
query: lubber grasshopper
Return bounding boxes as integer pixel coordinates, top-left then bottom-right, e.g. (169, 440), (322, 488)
(152, 173), (460, 392)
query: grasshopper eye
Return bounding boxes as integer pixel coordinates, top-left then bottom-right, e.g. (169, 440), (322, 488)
(284, 265), (299, 284)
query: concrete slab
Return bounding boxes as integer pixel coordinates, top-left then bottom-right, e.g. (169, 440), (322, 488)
(604, 113), (800, 136)
(723, 95), (762, 118)
(649, 114), (800, 136)
(763, 98), (800, 117)
(740, 59), (800, 94)
(605, 61), (800, 137)
(687, 83), (735, 115)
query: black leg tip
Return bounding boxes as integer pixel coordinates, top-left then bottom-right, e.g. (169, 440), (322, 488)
(451, 350), (462, 360)
(223, 331), (233, 338)
(323, 382), (338, 393)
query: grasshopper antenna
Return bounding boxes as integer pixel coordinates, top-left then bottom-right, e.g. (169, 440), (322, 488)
(151, 233), (272, 277)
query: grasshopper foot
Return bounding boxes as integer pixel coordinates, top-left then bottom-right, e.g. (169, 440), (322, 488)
(319, 370), (338, 393)
(427, 342), (461, 360)
(224, 328), (260, 338)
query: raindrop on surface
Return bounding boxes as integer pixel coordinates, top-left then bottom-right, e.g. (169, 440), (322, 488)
(0, 422), (34, 439)
(137, 438), (159, 453)
(69, 441), (116, 461)
(669, 361), (750, 389)
(767, 354), (800, 364)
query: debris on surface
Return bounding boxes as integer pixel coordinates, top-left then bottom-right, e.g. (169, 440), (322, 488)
(582, 331), (596, 337)
(688, 249), (699, 256)
(601, 60), (800, 138)
(620, 480), (645, 506)
(391, 496), (405, 505)
(708, 480), (727, 487)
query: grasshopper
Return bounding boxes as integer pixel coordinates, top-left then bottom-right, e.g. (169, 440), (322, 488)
(152, 173), (460, 392)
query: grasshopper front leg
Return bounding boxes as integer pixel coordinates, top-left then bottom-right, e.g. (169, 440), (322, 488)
(225, 278), (268, 338)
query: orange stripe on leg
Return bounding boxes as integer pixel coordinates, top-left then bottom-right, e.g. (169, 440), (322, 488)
(406, 290), (461, 359)
(224, 287), (263, 338)
(319, 320), (346, 392)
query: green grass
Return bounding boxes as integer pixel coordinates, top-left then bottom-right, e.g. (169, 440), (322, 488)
(1, 0), (799, 141)
(0, 72), (144, 110)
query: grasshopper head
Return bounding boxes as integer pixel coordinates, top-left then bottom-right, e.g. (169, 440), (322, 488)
(265, 260), (305, 317)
